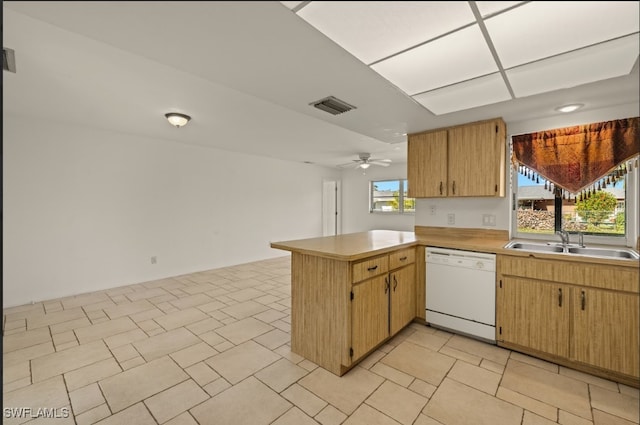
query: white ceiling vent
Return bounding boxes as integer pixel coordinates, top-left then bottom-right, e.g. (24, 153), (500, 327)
(3, 47), (16, 73)
(310, 96), (356, 115)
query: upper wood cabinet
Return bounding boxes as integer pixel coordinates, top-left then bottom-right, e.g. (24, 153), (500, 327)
(408, 118), (506, 198)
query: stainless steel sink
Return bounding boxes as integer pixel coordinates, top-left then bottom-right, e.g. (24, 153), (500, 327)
(567, 246), (639, 260)
(504, 241), (639, 260)
(504, 241), (565, 253)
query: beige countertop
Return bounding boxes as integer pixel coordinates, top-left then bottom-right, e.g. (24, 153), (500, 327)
(270, 230), (417, 261)
(272, 227), (639, 268)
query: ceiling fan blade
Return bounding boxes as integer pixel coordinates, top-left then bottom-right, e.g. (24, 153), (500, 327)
(336, 161), (360, 168)
(369, 159), (392, 167)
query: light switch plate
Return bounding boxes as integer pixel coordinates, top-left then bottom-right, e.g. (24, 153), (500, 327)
(447, 213), (455, 225)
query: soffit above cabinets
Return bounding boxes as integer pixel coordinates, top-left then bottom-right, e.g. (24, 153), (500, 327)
(283, 1), (640, 115)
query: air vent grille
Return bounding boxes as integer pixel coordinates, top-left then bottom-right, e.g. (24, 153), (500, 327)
(310, 96), (356, 115)
(3, 47), (16, 73)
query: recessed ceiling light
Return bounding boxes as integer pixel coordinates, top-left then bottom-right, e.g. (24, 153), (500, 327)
(555, 104), (584, 113)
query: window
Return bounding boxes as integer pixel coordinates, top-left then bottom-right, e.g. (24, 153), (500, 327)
(370, 179), (415, 213)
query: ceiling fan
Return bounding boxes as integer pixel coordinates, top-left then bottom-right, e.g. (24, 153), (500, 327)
(337, 153), (392, 170)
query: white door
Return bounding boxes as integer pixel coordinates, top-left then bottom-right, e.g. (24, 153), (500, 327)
(322, 180), (341, 236)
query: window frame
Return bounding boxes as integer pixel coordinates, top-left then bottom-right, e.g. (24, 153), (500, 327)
(511, 153), (638, 248)
(369, 179), (415, 214)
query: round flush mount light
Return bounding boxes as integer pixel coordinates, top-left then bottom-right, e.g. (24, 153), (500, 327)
(165, 112), (191, 128)
(555, 104), (584, 113)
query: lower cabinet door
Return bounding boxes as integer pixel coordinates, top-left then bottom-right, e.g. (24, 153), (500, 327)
(390, 264), (416, 335)
(498, 276), (570, 358)
(571, 287), (640, 378)
(351, 275), (389, 361)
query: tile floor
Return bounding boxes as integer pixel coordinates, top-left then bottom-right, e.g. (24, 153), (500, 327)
(3, 256), (639, 425)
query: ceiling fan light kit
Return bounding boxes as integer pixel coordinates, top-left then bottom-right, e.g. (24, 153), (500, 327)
(165, 112), (191, 128)
(337, 153), (392, 172)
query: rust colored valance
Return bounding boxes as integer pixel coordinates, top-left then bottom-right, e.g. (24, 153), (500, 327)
(512, 117), (640, 194)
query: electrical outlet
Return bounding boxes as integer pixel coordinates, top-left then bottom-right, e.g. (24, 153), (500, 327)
(447, 213), (455, 225)
(429, 205), (436, 216)
(483, 214), (496, 226)
(150, 256), (157, 264)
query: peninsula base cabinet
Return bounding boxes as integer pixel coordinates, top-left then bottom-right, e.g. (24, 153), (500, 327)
(497, 255), (640, 387)
(291, 247), (416, 376)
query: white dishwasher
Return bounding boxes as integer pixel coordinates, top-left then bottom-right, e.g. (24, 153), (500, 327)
(425, 247), (496, 343)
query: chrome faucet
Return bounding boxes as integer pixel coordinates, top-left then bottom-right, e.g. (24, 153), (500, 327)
(578, 231), (585, 248)
(556, 230), (570, 246)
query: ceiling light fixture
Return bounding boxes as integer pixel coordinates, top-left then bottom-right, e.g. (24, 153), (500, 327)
(555, 103), (584, 113)
(165, 112), (191, 128)
(359, 163), (371, 169)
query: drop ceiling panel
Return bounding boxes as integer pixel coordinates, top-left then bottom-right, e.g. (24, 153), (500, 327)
(507, 34), (640, 98)
(475, 1), (525, 18)
(413, 73), (511, 115)
(371, 24), (498, 95)
(485, 1), (640, 68)
(297, 1), (475, 65)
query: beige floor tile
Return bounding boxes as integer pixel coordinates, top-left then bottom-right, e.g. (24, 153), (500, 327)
(75, 403), (111, 425)
(496, 386), (558, 421)
(343, 404), (400, 425)
(136, 319), (161, 333)
(31, 340), (112, 382)
(356, 349), (385, 370)
(94, 403), (156, 425)
(4, 319), (26, 331)
(315, 405), (347, 425)
(501, 359), (591, 420)
(558, 410), (594, 425)
(592, 409), (636, 425)
(413, 414), (445, 425)
(408, 379), (437, 399)
(253, 308), (288, 324)
(299, 366), (384, 415)
(380, 341), (455, 386)
(437, 345), (482, 365)
(3, 361), (31, 385)
(155, 308), (210, 331)
(27, 308), (87, 330)
(444, 334), (510, 365)
(74, 317), (138, 344)
(103, 328), (148, 349)
(272, 407), (318, 425)
(298, 359), (319, 371)
(255, 358), (308, 392)
(558, 366), (619, 392)
(55, 340), (80, 351)
(24, 407), (75, 425)
(3, 376), (69, 425)
(227, 288), (265, 302)
(170, 342), (217, 368)
(206, 340), (280, 384)
(49, 317), (92, 334)
(119, 356), (146, 370)
(144, 379), (209, 423)
(198, 330), (228, 346)
(99, 356), (187, 413)
(170, 293), (214, 310)
(220, 300), (269, 319)
(424, 378), (522, 425)
(133, 327), (200, 361)
(281, 383), (327, 417)
(3, 377), (32, 393)
(185, 317), (223, 335)
(111, 344), (139, 362)
(404, 328), (450, 352)
(370, 363), (414, 387)
(447, 360), (501, 395)
(214, 341), (235, 352)
(203, 377), (232, 397)
(69, 383), (105, 415)
(195, 300), (226, 313)
(52, 331), (77, 346)
(61, 293), (110, 310)
(64, 358), (122, 392)
(589, 385), (639, 423)
(3, 327), (52, 353)
(190, 376), (292, 425)
(125, 287), (170, 302)
(215, 317), (273, 345)
(366, 380), (427, 425)
(618, 384), (640, 399)
(128, 307), (165, 322)
(510, 351), (559, 373)
(480, 358), (505, 374)
(185, 361), (220, 386)
(253, 328), (290, 350)
(103, 299), (155, 320)
(81, 299), (117, 313)
(164, 412), (199, 425)
(523, 411), (558, 425)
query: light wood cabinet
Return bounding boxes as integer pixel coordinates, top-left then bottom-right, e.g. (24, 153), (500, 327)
(497, 254), (639, 386)
(390, 263), (416, 335)
(408, 118), (506, 198)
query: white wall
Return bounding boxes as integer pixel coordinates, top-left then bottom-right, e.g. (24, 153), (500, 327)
(341, 163), (415, 233)
(414, 104), (640, 240)
(3, 114), (341, 308)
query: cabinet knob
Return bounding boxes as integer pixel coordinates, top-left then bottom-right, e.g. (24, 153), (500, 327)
(439, 181), (443, 195)
(452, 181), (456, 195)
(558, 288), (563, 307)
(581, 290), (586, 310)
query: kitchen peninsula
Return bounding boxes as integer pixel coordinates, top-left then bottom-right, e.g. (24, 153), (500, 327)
(271, 230), (419, 376)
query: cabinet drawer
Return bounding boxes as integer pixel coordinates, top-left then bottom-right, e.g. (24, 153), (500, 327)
(352, 255), (389, 283)
(389, 248), (415, 269)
